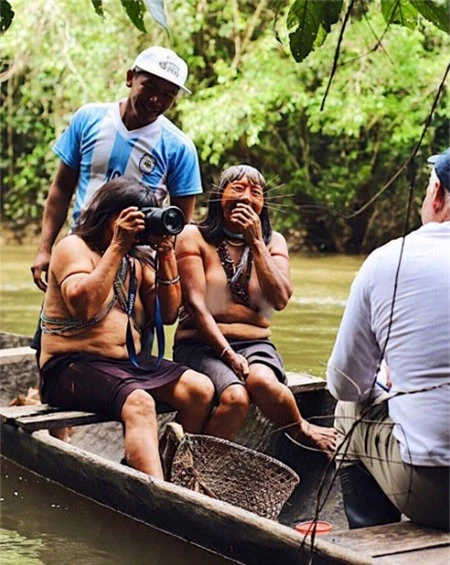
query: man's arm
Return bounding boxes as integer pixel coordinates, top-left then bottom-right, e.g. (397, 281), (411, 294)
(170, 195), (196, 224)
(31, 161), (79, 291)
(326, 257), (382, 402)
(56, 208), (143, 320)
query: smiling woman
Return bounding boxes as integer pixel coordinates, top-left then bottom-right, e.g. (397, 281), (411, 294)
(172, 164), (337, 454)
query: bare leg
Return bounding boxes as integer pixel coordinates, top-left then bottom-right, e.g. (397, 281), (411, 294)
(204, 384), (251, 440)
(153, 370), (215, 433)
(246, 364), (337, 454)
(50, 427), (72, 442)
(121, 389), (164, 478)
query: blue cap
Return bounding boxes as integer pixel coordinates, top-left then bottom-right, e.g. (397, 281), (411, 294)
(428, 148), (450, 192)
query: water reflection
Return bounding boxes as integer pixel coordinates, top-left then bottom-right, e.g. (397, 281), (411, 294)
(0, 458), (234, 565)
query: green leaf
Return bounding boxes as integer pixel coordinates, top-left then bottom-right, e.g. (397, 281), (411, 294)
(90, 0), (104, 18)
(120, 0), (146, 33)
(287, 0), (343, 62)
(381, 0), (419, 29)
(0, 0), (14, 34)
(143, 0), (168, 32)
(410, 0), (450, 34)
(322, 0), (343, 32)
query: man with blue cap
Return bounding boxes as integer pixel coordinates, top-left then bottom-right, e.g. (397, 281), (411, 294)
(327, 147), (450, 531)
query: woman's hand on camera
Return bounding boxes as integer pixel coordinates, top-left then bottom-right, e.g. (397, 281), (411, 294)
(112, 207), (145, 252)
(148, 234), (176, 257)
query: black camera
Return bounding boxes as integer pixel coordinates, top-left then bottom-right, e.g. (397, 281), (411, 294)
(137, 206), (186, 243)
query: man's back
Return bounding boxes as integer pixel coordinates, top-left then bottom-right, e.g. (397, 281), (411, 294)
(328, 221), (450, 466)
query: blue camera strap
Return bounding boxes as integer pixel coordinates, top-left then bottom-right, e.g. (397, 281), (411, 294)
(153, 294), (165, 367)
(152, 255), (165, 367)
(124, 255), (164, 368)
(124, 257), (140, 368)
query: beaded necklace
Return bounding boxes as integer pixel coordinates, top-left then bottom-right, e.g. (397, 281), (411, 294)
(216, 241), (252, 306)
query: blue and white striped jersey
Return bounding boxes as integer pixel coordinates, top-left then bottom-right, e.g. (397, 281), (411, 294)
(53, 101), (202, 224)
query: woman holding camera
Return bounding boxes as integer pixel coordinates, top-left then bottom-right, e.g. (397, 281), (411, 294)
(39, 177), (214, 479)
(173, 165), (336, 455)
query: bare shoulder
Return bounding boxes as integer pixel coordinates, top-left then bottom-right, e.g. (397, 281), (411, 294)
(268, 231), (289, 255)
(51, 235), (94, 282)
(176, 224), (204, 254)
(53, 234), (90, 258)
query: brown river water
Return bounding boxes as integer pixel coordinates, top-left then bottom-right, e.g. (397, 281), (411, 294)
(0, 244), (363, 564)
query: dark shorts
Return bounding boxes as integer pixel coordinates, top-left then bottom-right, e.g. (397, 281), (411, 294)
(40, 353), (190, 421)
(173, 339), (286, 398)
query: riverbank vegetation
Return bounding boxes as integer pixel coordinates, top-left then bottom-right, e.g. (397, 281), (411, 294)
(1, 0), (449, 252)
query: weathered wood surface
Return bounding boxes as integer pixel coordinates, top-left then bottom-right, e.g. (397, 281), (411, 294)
(0, 403), (110, 430)
(374, 547), (450, 565)
(0, 423), (369, 565)
(3, 335), (448, 564)
(323, 522), (450, 564)
(0, 331), (33, 349)
(0, 342), (345, 531)
(0, 343), (39, 404)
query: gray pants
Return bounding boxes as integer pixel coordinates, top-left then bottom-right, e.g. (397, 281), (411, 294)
(334, 399), (449, 530)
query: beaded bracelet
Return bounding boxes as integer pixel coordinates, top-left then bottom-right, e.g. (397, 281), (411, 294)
(220, 345), (232, 359)
(157, 275), (180, 285)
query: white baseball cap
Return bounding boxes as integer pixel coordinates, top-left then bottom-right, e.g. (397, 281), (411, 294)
(132, 46), (191, 94)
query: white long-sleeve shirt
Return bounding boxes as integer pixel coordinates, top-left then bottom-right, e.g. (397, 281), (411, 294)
(327, 222), (450, 466)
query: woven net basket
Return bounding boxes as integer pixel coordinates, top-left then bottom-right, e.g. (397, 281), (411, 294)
(161, 423), (300, 520)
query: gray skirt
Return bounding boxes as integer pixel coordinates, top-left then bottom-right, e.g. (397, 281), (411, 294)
(173, 339), (286, 399)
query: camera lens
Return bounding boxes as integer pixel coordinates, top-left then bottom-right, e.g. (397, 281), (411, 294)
(163, 207), (185, 235)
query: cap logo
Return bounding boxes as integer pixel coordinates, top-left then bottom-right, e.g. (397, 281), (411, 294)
(159, 60), (181, 78)
(139, 154), (156, 174)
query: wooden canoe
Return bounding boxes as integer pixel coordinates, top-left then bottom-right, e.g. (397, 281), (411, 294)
(1, 332), (449, 565)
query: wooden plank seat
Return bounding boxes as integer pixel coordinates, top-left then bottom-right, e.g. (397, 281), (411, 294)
(0, 371), (326, 434)
(0, 404), (111, 431)
(322, 521), (450, 564)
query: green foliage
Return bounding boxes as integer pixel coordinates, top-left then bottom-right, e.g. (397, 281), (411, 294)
(1, 0), (449, 253)
(410, 0), (450, 33)
(288, 0), (449, 63)
(381, 0), (421, 28)
(0, 0), (14, 33)
(381, 0), (450, 33)
(143, 0), (168, 32)
(287, 0), (343, 62)
(0, 0), (164, 226)
(120, 0), (147, 33)
(90, 0), (104, 17)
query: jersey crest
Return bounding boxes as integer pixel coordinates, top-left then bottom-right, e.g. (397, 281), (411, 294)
(139, 153), (156, 174)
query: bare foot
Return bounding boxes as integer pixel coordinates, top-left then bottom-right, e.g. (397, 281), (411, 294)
(296, 421), (337, 457)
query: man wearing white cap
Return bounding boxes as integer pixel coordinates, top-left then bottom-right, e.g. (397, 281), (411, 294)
(32, 46), (201, 291)
(327, 147), (450, 531)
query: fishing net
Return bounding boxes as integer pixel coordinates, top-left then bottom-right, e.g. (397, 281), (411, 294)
(160, 423), (300, 520)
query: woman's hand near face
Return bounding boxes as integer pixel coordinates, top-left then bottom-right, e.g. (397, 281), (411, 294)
(111, 207), (145, 252)
(230, 203), (263, 244)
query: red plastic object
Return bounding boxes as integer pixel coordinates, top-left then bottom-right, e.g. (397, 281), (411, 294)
(295, 520), (333, 535)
